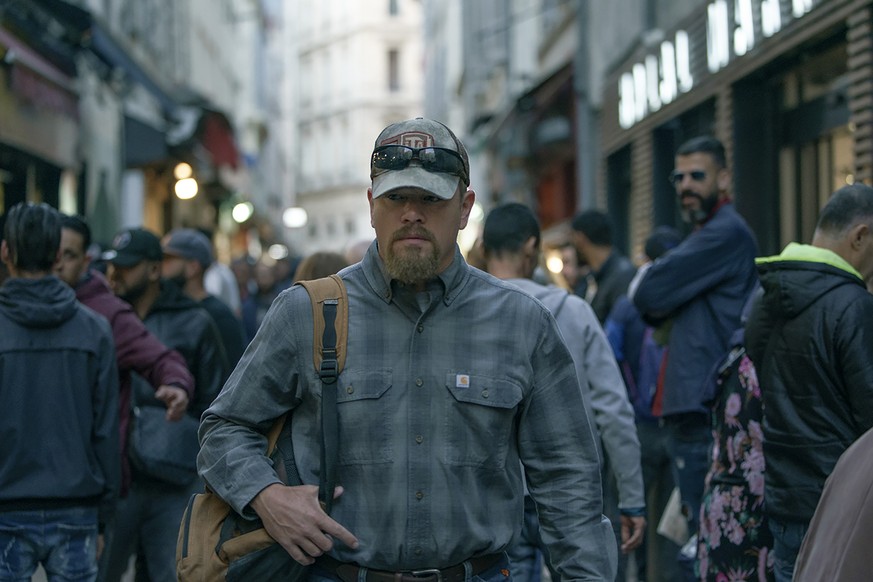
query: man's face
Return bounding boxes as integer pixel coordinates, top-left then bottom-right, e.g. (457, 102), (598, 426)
(368, 186), (474, 286)
(56, 228), (90, 287)
(560, 246), (579, 287)
(161, 255), (189, 287)
(672, 152), (727, 224)
(108, 260), (156, 303)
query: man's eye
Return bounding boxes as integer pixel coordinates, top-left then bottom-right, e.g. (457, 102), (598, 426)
(423, 196), (441, 204)
(385, 193), (404, 202)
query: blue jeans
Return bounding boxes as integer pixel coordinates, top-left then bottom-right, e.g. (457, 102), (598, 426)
(769, 518), (807, 582)
(308, 554), (512, 582)
(664, 413), (712, 582)
(504, 496), (542, 582)
(0, 507), (98, 582)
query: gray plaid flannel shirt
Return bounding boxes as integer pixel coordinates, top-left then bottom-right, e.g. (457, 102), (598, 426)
(198, 243), (616, 580)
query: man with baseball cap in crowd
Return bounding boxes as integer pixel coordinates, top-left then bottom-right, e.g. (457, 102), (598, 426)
(162, 227), (246, 368)
(198, 117), (616, 580)
(99, 227), (229, 582)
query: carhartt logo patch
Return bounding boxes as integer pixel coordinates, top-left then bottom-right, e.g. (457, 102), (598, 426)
(455, 374), (470, 388)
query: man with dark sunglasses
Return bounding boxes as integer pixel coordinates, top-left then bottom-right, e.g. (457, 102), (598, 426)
(198, 118), (616, 581)
(629, 136), (758, 581)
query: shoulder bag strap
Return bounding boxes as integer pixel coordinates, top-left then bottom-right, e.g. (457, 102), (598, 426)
(297, 274), (348, 514)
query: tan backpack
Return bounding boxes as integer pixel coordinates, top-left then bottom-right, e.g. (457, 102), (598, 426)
(175, 274), (348, 581)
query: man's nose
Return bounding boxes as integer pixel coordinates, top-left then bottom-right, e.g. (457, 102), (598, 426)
(400, 201), (425, 222)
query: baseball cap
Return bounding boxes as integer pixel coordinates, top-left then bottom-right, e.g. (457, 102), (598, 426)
(102, 228), (163, 267)
(162, 228), (214, 268)
(370, 118), (470, 200)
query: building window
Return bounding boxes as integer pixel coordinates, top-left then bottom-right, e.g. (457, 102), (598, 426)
(389, 0), (399, 16)
(388, 49), (400, 91)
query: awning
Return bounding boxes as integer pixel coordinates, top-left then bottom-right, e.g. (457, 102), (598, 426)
(199, 112), (239, 169)
(29, 0), (179, 115)
(0, 26), (78, 118)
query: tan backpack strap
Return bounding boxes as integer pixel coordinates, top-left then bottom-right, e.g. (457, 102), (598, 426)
(296, 274), (348, 374)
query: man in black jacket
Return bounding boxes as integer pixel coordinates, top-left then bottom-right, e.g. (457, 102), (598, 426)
(0, 202), (119, 580)
(99, 227), (229, 582)
(746, 183), (873, 582)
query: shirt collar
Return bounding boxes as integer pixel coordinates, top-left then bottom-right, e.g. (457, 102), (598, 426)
(361, 241), (469, 306)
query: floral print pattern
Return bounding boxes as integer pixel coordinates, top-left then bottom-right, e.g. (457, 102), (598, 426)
(697, 350), (774, 581)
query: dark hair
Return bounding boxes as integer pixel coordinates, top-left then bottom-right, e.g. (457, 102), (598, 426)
(816, 184), (873, 235)
(644, 226), (682, 260)
(571, 209), (613, 246)
(3, 202), (62, 272)
(292, 251), (349, 283)
(676, 136), (727, 169)
(61, 214), (92, 251)
(482, 203), (541, 256)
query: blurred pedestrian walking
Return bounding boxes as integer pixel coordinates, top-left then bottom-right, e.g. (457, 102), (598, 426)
(483, 202), (644, 582)
(746, 183), (873, 582)
(162, 227), (247, 368)
(0, 202), (119, 582)
(99, 227), (228, 582)
(631, 136), (758, 581)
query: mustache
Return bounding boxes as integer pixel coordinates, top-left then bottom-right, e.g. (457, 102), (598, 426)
(679, 191), (705, 203)
(391, 226), (436, 244)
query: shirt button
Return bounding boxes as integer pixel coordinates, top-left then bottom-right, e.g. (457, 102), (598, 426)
(417, 324), (424, 333)
(415, 491), (424, 500)
(415, 548), (422, 555)
(415, 378), (423, 387)
(346, 385), (354, 394)
(415, 435), (423, 444)
(482, 389), (489, 398)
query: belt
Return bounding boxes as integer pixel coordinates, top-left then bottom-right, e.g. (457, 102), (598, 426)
(316, 553), (503, 582)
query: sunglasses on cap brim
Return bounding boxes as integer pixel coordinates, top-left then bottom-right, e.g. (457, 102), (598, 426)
(371, 145), (468, 184)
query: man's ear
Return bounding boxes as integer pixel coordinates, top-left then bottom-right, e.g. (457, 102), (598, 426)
(850, 223), (870, 250)
(523, 236), (539, 256)
(717, 167), (732, 198)
(0, 240), (9, 267)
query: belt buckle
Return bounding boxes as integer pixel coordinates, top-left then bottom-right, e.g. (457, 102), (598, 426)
(409, 568), (442, 582)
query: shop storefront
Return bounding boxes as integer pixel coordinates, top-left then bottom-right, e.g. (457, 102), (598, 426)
(601, 0), (872, 256)
(0, 25), (79, 215)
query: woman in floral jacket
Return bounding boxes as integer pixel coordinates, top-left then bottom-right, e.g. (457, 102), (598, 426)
(696, 331), (774, 582)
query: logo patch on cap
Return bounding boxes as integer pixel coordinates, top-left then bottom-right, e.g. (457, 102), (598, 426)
(113, 231), (131, 249)
(381, 131), (434, 149)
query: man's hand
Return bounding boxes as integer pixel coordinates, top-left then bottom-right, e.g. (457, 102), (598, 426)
(154, 385), (189, 421)
(620, 514), (646, 553)
(251, 483), (359, 565)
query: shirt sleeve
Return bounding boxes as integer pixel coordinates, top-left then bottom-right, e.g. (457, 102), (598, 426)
(93, 319), (120, 530)
(518, 309), (617, 580)
(633, 224), (741, 318)
(112, 304), (195, 398)
(198, 288), (306, 517)
(577, 304), (645, 510)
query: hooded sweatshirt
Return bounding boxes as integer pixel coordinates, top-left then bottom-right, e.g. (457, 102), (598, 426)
(0, 276), (120, 529)
(746, 243), (873, 523)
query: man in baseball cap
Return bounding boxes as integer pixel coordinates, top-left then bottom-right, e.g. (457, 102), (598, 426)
(367, 117), (475, 289)
(103, 228), (164, 310)
(103, 228), (163, 267)
(197, 117), (615, 580)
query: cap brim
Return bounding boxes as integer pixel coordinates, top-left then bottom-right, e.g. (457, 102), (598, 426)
(101, 250), (143, 267)
(372, 166), (462, 200)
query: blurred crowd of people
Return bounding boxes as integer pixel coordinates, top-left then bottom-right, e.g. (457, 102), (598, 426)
(4, 121), (873, 582)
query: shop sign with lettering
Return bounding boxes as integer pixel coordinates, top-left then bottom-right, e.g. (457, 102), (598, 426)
(619, 0), (821, 129)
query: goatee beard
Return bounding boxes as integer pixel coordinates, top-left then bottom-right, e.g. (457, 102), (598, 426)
(384, 227), (441, 285)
